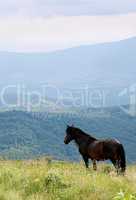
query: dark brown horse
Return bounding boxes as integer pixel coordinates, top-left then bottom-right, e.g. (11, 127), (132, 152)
(64, 125), (126, 174)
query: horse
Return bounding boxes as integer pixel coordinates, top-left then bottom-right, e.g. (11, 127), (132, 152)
(64, 125), (126, 174)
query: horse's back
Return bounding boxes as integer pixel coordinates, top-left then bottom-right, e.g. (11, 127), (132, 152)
(88, 139), (121, 161)
(101, 138), (121, 144)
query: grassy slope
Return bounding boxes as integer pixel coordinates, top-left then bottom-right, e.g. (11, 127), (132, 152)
(0, 160), (135, 200)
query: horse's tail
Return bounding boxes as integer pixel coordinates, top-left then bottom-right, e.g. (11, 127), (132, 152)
(118, 144), (126, 173)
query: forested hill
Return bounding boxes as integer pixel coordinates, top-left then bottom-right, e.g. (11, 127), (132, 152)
(0, 108), (136, 162)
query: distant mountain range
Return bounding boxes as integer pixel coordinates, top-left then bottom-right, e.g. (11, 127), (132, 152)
(0, 108), (136, 163)
(0, 37), (136, 108)
(0, 37), (136, 87)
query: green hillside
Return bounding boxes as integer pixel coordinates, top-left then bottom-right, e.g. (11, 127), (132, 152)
(0, 160), (135, 200)
(0, 107), (136, 162)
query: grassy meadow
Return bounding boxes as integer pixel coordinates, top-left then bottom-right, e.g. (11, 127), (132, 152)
(0, 159), (135, 200)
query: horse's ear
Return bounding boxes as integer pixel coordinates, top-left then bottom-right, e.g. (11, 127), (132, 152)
(67, 124), (74, 128)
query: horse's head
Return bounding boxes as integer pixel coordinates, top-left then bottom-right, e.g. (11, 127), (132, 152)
(64, 125), (75, 144)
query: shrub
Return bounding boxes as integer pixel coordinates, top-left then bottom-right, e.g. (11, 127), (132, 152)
(44, 170), (68, 192)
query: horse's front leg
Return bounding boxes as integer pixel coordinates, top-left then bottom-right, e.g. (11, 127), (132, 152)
(82, 155), (89, 168)
(92, 160), (97, 171)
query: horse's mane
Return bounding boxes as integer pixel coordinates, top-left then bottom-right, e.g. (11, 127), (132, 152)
(72, 127), (97, 141)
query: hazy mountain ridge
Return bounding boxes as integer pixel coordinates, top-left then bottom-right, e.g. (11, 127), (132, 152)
(0, 37), (136, 88)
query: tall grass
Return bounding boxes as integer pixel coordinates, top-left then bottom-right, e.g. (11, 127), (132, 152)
(0, 159), (135, 200)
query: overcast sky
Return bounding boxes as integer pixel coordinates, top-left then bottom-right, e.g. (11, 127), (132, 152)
(0, 0), (136, 52)
(1, 0), (136, 17)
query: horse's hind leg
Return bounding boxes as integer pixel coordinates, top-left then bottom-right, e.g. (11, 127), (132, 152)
(110, 159), (119, 174)
(110, 159), (116, 168)
(93, 160), (97, 171)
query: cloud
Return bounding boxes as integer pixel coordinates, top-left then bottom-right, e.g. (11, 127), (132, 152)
(0, 13), (136, 52)
(0, 0), (136, 17)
